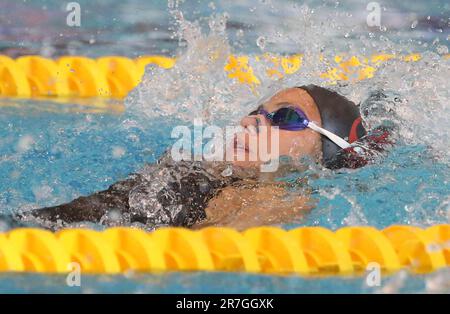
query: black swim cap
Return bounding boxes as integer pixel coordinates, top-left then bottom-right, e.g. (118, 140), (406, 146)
(297, 85), (366, 168)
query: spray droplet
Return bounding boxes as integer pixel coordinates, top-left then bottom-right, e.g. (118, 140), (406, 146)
(411, 20), (418, 29)
(16, 135), (35, 153)
(404, 204), (414, 213)
(256, 36), (266, 50)
(436, 45), (449, 55)
(112, 146), (126, 159)
(221, 166), (233, 177)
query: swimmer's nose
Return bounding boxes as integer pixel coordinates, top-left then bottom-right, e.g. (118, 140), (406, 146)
(240, 114), (269, 134)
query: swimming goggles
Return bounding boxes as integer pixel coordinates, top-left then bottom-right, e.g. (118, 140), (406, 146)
(250, 104), (351, 149)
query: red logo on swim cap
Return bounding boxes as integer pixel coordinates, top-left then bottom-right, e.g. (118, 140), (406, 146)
(349, 117), (362, 143)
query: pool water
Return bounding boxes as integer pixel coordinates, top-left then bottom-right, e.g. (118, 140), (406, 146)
(0, 102), (175, 211)
(1, 269), (449, 293)
(1, 0), (448, 57)
(0, 102), (448, 229)
(0, 0), (449, 293)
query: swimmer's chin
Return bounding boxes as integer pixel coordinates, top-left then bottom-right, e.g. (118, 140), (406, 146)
(231, 153), (262, 169)
(231, 159), (262, 170)
(222, 146), (265, 170)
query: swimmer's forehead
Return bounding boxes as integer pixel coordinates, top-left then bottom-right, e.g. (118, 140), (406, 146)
(254, 89), (307, 111)
(254, 90), (290, 111)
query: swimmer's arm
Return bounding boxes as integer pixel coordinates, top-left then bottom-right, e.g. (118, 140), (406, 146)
(196, 184), (313, 230)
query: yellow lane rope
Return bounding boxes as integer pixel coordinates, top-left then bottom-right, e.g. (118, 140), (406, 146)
(0, 225), (448, 275)
(1, 53), (443, 99)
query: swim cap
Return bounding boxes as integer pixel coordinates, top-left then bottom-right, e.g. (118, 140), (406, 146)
(326, 125), (393, 169)
(298, 85), (367, 168)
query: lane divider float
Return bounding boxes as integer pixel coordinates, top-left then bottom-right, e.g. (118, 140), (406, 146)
(0, 53), (441, 99)
(0, 224), (448, 276)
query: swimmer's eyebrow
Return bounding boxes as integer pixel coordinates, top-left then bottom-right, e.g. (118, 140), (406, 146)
(249, 104), (264, 115)
(251, 102), (295, 115)
(273, 101), (297, 108)
(252, 102), (294, 115)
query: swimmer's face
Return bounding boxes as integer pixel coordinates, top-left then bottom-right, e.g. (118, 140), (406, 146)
(228, 87), (323, 169)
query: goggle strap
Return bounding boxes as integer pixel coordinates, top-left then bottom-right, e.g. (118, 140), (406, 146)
(307, 121), (351, 149)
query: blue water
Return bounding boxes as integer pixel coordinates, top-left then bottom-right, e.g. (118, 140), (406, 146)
(0, 0), (449, 293)
(2, 269), (449, 294)
(1, 102), (447, 229)
(0, 100), (448, 293)
(0, 0), (448, 57)
(301, 145), (450, 229)
(0, 102), (175, 210)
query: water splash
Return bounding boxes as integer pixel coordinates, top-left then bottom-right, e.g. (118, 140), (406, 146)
(128, 3), (449, 160)
(1, 1), (448, 231)
(123, 2), (449, 229)
(126, 6), (256, 124)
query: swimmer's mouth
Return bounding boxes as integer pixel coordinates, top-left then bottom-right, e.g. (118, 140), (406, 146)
(233, 137), (250, 153)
